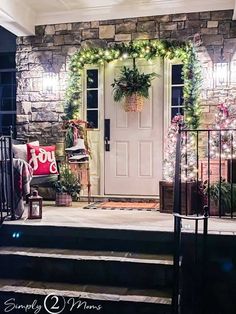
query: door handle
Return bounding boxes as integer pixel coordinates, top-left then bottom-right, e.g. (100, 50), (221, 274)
(104, 119), (110, 151)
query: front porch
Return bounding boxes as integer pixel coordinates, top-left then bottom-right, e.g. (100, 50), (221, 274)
(1, 202), (236, 314)
(4, 201), (236, 235)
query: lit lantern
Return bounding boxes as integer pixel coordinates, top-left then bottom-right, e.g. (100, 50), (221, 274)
(214, 47), (229, 87)
(42, 72), (58, 94)
(28, 190), (42, 219)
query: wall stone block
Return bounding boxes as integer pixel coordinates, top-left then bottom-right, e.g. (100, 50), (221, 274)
(202, 34), (223, 45)
(62, 46), (79, 56)
(31, 111), (59, 122)
(200, 12), (211, 20)
(45, 25), (55, 35)
(160, 22), (177, 31)
(81, 39), (107, 49)
(207, 21), (219, 28)
(172, 14), (187, 21)
(72, 22), (91, 30)
(35, 25), (45, 36)
(185, 20), (206, 29)
(170, 29), (191, 40)
(23, 36), (35, 45)
(201, 28), (218, 35)
(187, 13), (200, 20)
(64, 34), (73, 45)
(29, 122), (52, 132)
(17, 45), (32, 52)
(132, 32), (159, 40)
(55, 24), (68, 31)
(116, 22), (136, 34)
(218, 22), (230, 35)
(137, 16), (155, 22)
(16, 37), (23, 45)
(82, 29), (99, 39)
(155, 15), (171, 22)
(91, 21), (99, 28)
(16, 63), (29, 71)
(17, 115), (29, 124)
(115, 34), (132, 41)
(211, 10), (233, 20)
(137, 21), (155, 32)
(99, 25), (115, 39)
(43, 35), (54, 44)
(28, 51), (53, 64)
(99, 19), (124, 25)
(159, 31), (171, 39)
(54, 35), (65, 45)
(16, 94), (30, 102)
(229, 27), (236, 38)
(17, 102), (31, 115)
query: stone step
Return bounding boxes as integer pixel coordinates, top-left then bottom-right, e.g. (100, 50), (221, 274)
(0, 247), (173, 289)
(0, 224), (174, 254)
(0, 279), (172, 314)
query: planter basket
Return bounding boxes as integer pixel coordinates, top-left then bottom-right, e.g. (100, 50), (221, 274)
(55, 193), (72, 206)
(124, 93), (144, 112)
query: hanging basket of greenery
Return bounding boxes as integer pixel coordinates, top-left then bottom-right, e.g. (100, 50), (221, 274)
(124, 93), (144, 112)
(111, 61), (158, 112)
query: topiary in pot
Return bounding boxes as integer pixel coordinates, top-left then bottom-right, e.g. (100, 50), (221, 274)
(111, 64), (158, 112)
(54, 164), (81, 206)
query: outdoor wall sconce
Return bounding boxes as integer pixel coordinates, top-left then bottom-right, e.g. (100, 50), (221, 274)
(214, 47), (229, 87)
(28, 190), (42, 219)
(42, 72), (58, 93)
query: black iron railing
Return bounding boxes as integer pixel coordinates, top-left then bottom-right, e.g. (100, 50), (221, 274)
(172, 209), (209, 314)
(174, 126), (236, 218)
(0, 127), (15, 223)
(172, 125), (210, 314)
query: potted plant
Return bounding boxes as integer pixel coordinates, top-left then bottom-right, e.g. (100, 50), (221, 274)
(111, 64), (157, 112)
(54, 164), (81, 206)
(203, 179), (234, 215)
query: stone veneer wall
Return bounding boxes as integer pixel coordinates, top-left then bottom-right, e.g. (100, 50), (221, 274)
(16, 9), (236, 143)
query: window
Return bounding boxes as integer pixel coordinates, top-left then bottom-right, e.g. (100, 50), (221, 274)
(86, 69), (99, 129)
(0, 52), (16, 135)
(171, 64), (184, 120)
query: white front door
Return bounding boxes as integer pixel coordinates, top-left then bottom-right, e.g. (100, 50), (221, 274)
(104, 59), (163, 196)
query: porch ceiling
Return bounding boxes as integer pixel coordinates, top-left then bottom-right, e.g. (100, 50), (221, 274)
(0, 0), (235, 36)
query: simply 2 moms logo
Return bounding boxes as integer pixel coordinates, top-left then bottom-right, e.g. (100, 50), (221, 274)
(3, 294), (102, 313)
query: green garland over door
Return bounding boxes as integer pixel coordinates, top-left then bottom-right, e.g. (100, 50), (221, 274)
(65, 39), (202, 129)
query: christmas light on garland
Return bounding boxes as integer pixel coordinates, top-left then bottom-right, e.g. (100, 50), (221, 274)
(65, 39), (202, 129)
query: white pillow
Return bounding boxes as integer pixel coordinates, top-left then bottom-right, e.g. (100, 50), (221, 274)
(13, 141), (39, 161)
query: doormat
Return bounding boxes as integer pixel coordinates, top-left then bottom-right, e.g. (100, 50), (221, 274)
(84, 201), (159, 211)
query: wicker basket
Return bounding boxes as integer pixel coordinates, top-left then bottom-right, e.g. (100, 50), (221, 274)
(55, 193), (72, 206)
(124, 94), (144, 112)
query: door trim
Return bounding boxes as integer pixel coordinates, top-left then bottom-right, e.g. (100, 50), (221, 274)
(103, 58), (164, 197)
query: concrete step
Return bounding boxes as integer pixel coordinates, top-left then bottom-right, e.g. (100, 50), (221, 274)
(0, 279), (172, 314)
(0, 247), (173, 289)
(0, 224), (174, 254)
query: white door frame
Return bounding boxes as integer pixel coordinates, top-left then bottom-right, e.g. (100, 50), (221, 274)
(102, 58), (165, 197)
(83, 59), (175, 197)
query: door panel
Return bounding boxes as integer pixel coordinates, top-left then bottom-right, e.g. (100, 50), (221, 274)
(104, 59), (163, 196)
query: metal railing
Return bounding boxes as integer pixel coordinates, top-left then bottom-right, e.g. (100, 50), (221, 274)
(172, 125), (210, 314)
(174, 125), (236, 218)
(0, 126), (15, 223)
(172, 209), (209, 314)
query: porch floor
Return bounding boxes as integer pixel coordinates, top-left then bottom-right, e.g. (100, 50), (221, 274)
(3, 202), (236, 235)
